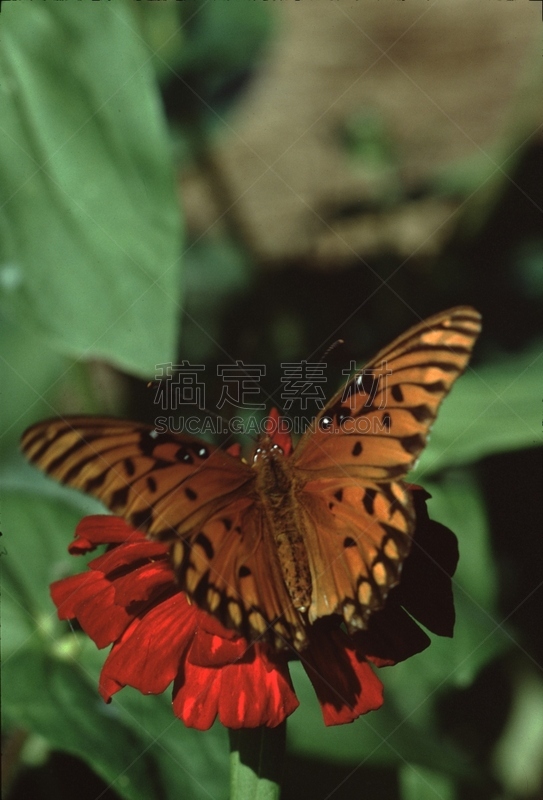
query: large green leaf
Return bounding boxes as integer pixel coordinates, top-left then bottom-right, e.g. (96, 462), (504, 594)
(411, 343), (542, 478)
(2, 646), (161, 800)
(0, 481), (103, 660)
(0, 314), (97, 454)
(0, 2), (182, 377)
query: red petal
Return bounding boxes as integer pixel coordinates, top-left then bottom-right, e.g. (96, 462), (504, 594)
(196, 609), (241, 641)
(50, 573), (132, 648)
(399, 491), (458, 637)
(173, 645), (299, 730)
(188, 629), (250, 668)
(69, 516), (142, 554)
(302, 627), (383, 725)
(99, 593), (196, 701)
(111, 559), (174, 606)
(88, 540), (168, 575)
(355, 604), (430, 667)
(264, 408), (293, 456)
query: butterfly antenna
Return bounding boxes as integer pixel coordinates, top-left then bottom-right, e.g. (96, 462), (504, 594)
(319, 339), (345, 363)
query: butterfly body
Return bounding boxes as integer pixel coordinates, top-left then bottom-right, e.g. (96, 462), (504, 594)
(252, 438), (312, 615)
(21, 307), (482, 651)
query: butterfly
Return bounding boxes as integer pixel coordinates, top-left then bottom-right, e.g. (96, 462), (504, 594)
(21, 307), (481, 651)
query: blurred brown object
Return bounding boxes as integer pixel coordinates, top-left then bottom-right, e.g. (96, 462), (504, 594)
(181, 0), (542, 267)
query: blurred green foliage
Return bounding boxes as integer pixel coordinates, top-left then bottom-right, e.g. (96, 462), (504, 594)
(1, 3), (541, 800)
(0, 2), (182, 376)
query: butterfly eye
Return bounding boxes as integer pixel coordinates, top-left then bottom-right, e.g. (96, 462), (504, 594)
(319, 416), (333, 431)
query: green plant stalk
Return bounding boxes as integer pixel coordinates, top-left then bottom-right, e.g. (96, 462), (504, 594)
(229, 723), (286, 800)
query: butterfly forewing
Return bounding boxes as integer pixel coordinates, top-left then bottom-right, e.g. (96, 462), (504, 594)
(21, 417), (254, 537)
(292, 307), (482, 481)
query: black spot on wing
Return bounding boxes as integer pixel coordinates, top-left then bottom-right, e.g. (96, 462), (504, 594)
(363, 488), (376, 515)
(146, 476), (157, 493)
(111, 485), (130, 508)
(334, 488), (343, 502)
(424, 380), (447, 394)
(185, 487), (198, 501)
(238, 565), (251, 578)
(195, 532), (214, 560)
(382, 413), (391, 430)
(343, 537), (357, 548)
(140, 430), (160, 457)
(391, 384), (404, 402)
(176, 447), (194, 464)
(345, 371), (378, 399)
(400, 433), (425, 454)
(191, 443), (210, 460)
(85, 470), (107, 492)
(154, 459), (173, 470)
(352, 441), (363, 457)
(380, 523), (411, 559)
(124, 458), (136, 476)
(131, 507), (154, 529)
(382, 464), (407, 480)
(408, 404), (434, 423)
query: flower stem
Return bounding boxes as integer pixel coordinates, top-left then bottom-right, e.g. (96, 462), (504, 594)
(228, 723), (286, 800)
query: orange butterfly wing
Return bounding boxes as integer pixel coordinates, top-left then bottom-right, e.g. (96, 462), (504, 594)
(21, 416), (305, 645)
(172, 500), (307, 647)
(21, 417), (254, 535)
(296, 479), (414, 628)
(292, 306), (482, 480)
(290, 306), (481, 627)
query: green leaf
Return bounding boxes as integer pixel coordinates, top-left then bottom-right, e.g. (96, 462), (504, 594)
(0, 314), (90, 454)
(379, 473), (507, 727)
(286, 663), (474, 781)
(424, 473), (497, 612)
(411, 343), (542, 478)
(492, 665), (543, 797)
(229, 726), (284, 800)
(399, 764), (456, 800)
(0, 482), (101, 660)
(2, 645), (161, 800)
(110, 685), (229, 800)
(0, 2), (182, 377)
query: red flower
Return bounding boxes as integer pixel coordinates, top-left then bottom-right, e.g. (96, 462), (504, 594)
(51, 490), (457, 731)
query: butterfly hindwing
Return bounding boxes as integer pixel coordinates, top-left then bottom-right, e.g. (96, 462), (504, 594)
(298, 478), (414, 627)
(171, 498), (307, 647)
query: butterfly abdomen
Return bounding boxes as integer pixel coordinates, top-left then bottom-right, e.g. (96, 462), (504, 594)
(253, 442), (312, 612)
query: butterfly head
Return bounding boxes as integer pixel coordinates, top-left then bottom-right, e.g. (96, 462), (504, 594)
(251, 438), (285, 466)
